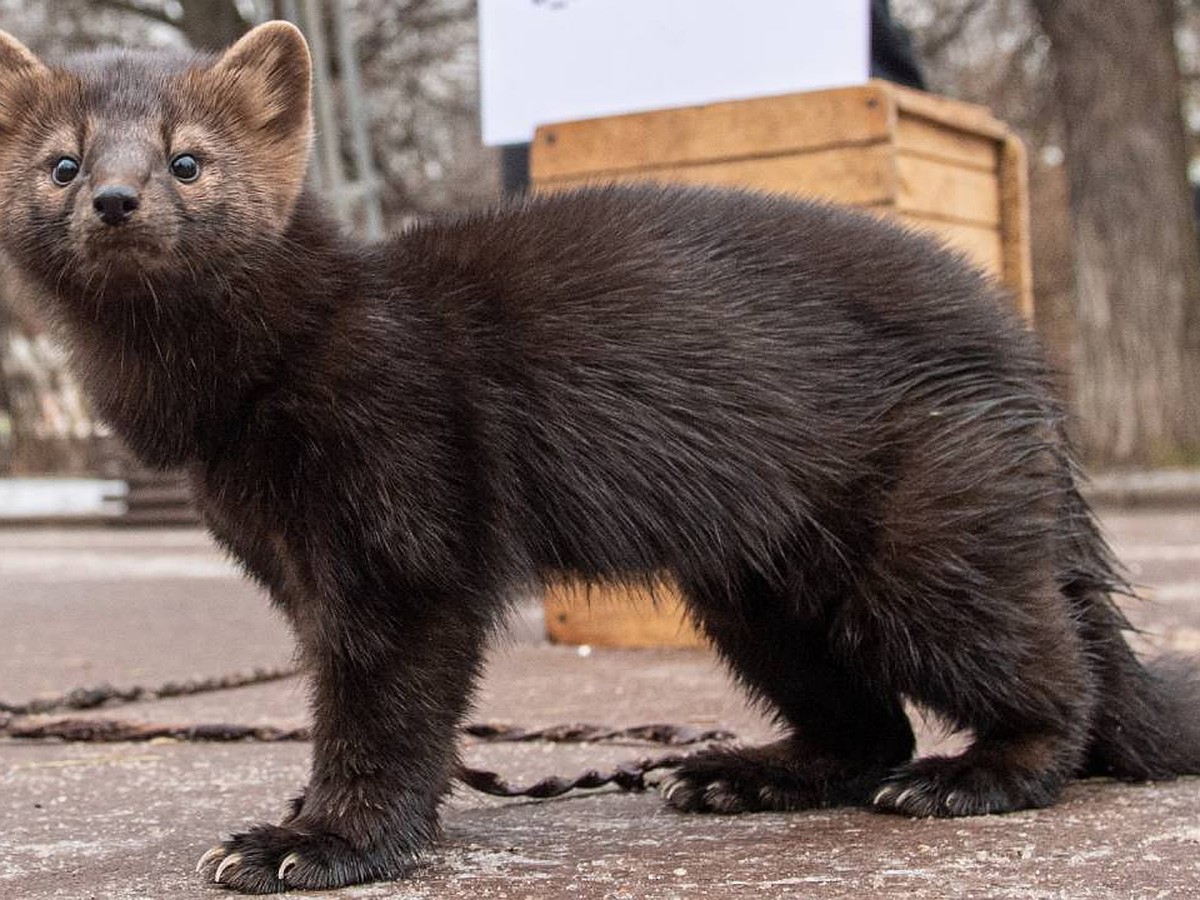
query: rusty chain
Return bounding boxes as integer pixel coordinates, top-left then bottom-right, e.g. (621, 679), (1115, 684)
(0, 666), (298, 716)
(0, 669), (736, 800)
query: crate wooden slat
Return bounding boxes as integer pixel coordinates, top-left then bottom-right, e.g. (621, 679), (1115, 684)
(894, 115), (998, 171)
(892, 213), (1006, 275)
(550, 142), (901, 208)
(530, 80), (1033, 648)
(998, 137), (1034, 322)
(544, 582), (700, 649)
(531, 86), (894, 181)
(895, 154), (1001, 225)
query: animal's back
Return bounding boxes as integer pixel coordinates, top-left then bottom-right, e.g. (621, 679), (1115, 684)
(395, 185), (1061, 585)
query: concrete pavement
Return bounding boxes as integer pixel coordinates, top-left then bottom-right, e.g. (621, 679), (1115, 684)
(1, 508), (1198, 899)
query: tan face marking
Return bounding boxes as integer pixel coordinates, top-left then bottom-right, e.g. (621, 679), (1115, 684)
(31, 123), (80, 193)
(166, 122), (223, 204)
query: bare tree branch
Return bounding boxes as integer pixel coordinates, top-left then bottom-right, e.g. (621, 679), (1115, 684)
(919, 0), (990, 57)
(88, 0), (179, 28)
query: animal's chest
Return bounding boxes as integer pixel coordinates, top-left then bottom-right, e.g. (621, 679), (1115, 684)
(188, 448), (309, 606)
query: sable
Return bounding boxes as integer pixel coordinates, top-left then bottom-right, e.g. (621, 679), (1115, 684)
(0, 21), (1197, 894)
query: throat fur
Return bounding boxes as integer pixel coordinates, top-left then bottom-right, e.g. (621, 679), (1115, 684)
(59, 192), (347, 467)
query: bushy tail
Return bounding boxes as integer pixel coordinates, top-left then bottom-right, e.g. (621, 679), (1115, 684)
(1082, 628), (1200, 779)
(1061, 482), (1200, 779)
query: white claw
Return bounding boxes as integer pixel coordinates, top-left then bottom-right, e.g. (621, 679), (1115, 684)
(214, 852), (243, 884)
(893, 787), (917, 808)
(277, 852), (302, 881)
(196, 845), (225, 874)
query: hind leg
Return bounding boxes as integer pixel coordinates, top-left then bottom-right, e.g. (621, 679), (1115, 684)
(842, 422), (1109, 818)
(663, 572), (915, 813)
(859, 577), (1097, 818)
(872, 729), (1075, 816)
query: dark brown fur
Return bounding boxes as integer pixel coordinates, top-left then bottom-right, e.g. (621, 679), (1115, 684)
(1, 23), (1197, 894)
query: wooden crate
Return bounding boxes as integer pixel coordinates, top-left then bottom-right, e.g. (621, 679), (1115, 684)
(530, 80), (1033, 648)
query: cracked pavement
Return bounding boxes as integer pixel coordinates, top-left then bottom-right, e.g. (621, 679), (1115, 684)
(1, 507), (1198, 899)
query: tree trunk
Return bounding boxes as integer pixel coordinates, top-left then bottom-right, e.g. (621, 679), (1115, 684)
(1031, 0), (1200, 466)
(0, 262), (122, 475)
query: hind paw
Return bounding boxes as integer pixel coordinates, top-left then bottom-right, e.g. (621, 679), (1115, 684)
(872, 754), (1062, 818)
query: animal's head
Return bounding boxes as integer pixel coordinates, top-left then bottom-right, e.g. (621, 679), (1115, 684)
(0, 22), (312, 286)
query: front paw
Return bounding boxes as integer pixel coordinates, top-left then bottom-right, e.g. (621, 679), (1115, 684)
(661, 747), (823, 814)
(196, 822), (413, 893)
(871, 754), (1062, 818)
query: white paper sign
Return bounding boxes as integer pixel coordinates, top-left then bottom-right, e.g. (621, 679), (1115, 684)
(479, 0), (870, 146)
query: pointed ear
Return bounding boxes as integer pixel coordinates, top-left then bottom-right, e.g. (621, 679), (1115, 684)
(0, 29), (45, 75)
(0, 29), (48, 131)
(210, 21), (312, 225)
(212, 21), (312, 134)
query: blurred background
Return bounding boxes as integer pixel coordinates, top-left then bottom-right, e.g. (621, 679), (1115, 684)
(0, 0), (1197, 487)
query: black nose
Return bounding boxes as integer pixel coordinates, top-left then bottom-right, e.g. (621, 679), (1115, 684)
(92, 186), (140, 225)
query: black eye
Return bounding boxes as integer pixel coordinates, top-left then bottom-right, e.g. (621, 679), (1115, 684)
(169, 153), (200, 183)
(51, 157), (79, 186)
